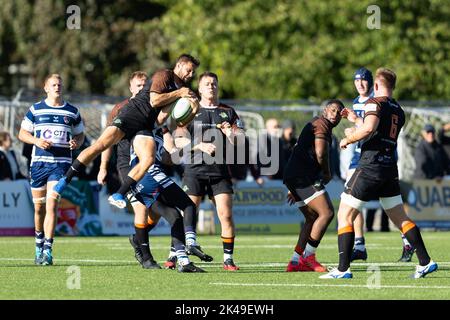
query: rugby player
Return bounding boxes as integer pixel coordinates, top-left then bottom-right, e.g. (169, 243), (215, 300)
(52, 54), (200, 208)
(129, 127), (206, 272)
(284, 100), (345, 272)
(346, 68), (414, 263)
(176, 72), (245, 271)
(18, 74), (85, 265)
(321, 68), (438, 279)
(97, 71), (160, 268)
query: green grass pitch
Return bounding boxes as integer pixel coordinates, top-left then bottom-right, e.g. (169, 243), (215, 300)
(0, 232), (449, 300)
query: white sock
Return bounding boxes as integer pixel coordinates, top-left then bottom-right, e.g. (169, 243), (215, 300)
(303, 243), (317, 258)
(224, 253), (233, 261)
(291, 251), (301, 262)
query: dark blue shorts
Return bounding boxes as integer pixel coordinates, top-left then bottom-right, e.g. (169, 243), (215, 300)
(131, 170), (174, 208)
(29, 162), (71, 189)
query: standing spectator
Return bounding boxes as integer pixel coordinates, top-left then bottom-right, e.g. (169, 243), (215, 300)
(0, 131), (26, 180)
(280, 119), (297, 164)
(228, 135), (263, 186)
(414, 124), (449, 179)
(437, 122), (450, 174)
(260, 118), (283, 179)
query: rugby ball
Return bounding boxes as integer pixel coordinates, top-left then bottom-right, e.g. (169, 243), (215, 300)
(170, 98), (193, 123)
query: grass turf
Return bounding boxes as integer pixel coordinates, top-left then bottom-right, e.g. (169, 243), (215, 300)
(0, 232), (448, 300)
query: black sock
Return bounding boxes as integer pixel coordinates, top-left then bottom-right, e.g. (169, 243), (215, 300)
(338, 226), (354, 272)
(222, 236), (235, 257)
(66, 159), (86, 183)
(403, 224), (430, 266)
(117, 176), (137, 196)
(135, 225), (151, 261)
(307, 237), (320, 248)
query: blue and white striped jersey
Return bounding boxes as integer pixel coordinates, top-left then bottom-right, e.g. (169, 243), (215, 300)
(348, 92), (374, 170)
(130, 128), (173, 189)
(21, 100), (84, 165)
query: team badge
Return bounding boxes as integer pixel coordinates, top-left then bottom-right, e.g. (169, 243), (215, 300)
(63, 116), (70, 124)
(219, 112), (228, 119)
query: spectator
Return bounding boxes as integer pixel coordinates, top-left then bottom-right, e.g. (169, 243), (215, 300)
(260, 118), (283, 179)
(0, 131), (26, 180)
(280, 119), (297, 164)
(414, 124), (449, 180)
(437, 122), (450, 174)
(228, 136), (263, 186)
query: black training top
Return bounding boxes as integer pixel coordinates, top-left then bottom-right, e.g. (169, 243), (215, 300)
(183, 103), (243, 178)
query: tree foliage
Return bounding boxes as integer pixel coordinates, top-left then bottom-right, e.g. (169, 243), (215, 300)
(0, 0), (449, 100)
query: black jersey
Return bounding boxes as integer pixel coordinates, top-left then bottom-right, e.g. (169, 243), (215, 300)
(283, 116), (334, 183)
(113, 80), (158, 140)
(183, 103), (243, 178)
(358, 96), (405, 168)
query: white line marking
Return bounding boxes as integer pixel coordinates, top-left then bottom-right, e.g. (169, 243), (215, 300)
(209, 282), (450, 289)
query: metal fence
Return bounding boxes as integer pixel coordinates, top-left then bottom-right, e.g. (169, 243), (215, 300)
(1, 95), (449, 182)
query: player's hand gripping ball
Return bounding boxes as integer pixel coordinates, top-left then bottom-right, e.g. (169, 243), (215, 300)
(171, 97), (195, 127)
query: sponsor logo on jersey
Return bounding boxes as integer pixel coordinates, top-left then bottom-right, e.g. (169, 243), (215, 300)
(219, 112), (228, 119)
(39, 117), (50, 121)
(53, 116), (59, 122)
(182, 185), (189, 192)
(113, 118), (122, 125)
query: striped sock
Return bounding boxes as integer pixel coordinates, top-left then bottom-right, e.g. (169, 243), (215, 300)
(185, 231), (197, 247)
(43, 238), (53, 252)
(222, 236), (235, 262)
(174, 243), (189, 266)
(35, 231), (44, 254)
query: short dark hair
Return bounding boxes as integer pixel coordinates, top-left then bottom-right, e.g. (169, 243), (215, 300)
(129, 71), (148, 83)
(198, 71), (218, 83)
(0, 131), (10, 147)
(376, 68), (396, 90)
(325, 99), (345, 110)
(176, 54), (200, 67)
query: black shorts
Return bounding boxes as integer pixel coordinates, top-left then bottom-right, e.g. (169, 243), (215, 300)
(344, 166), (400, 202)
(182, 175), (233, 197)
(117, 166), (130, 184)
(284, 178), (326, 207)
(112, 104), (155, 140)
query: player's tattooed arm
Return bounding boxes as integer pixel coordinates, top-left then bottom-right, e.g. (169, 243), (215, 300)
(315, 136), (332, 184)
